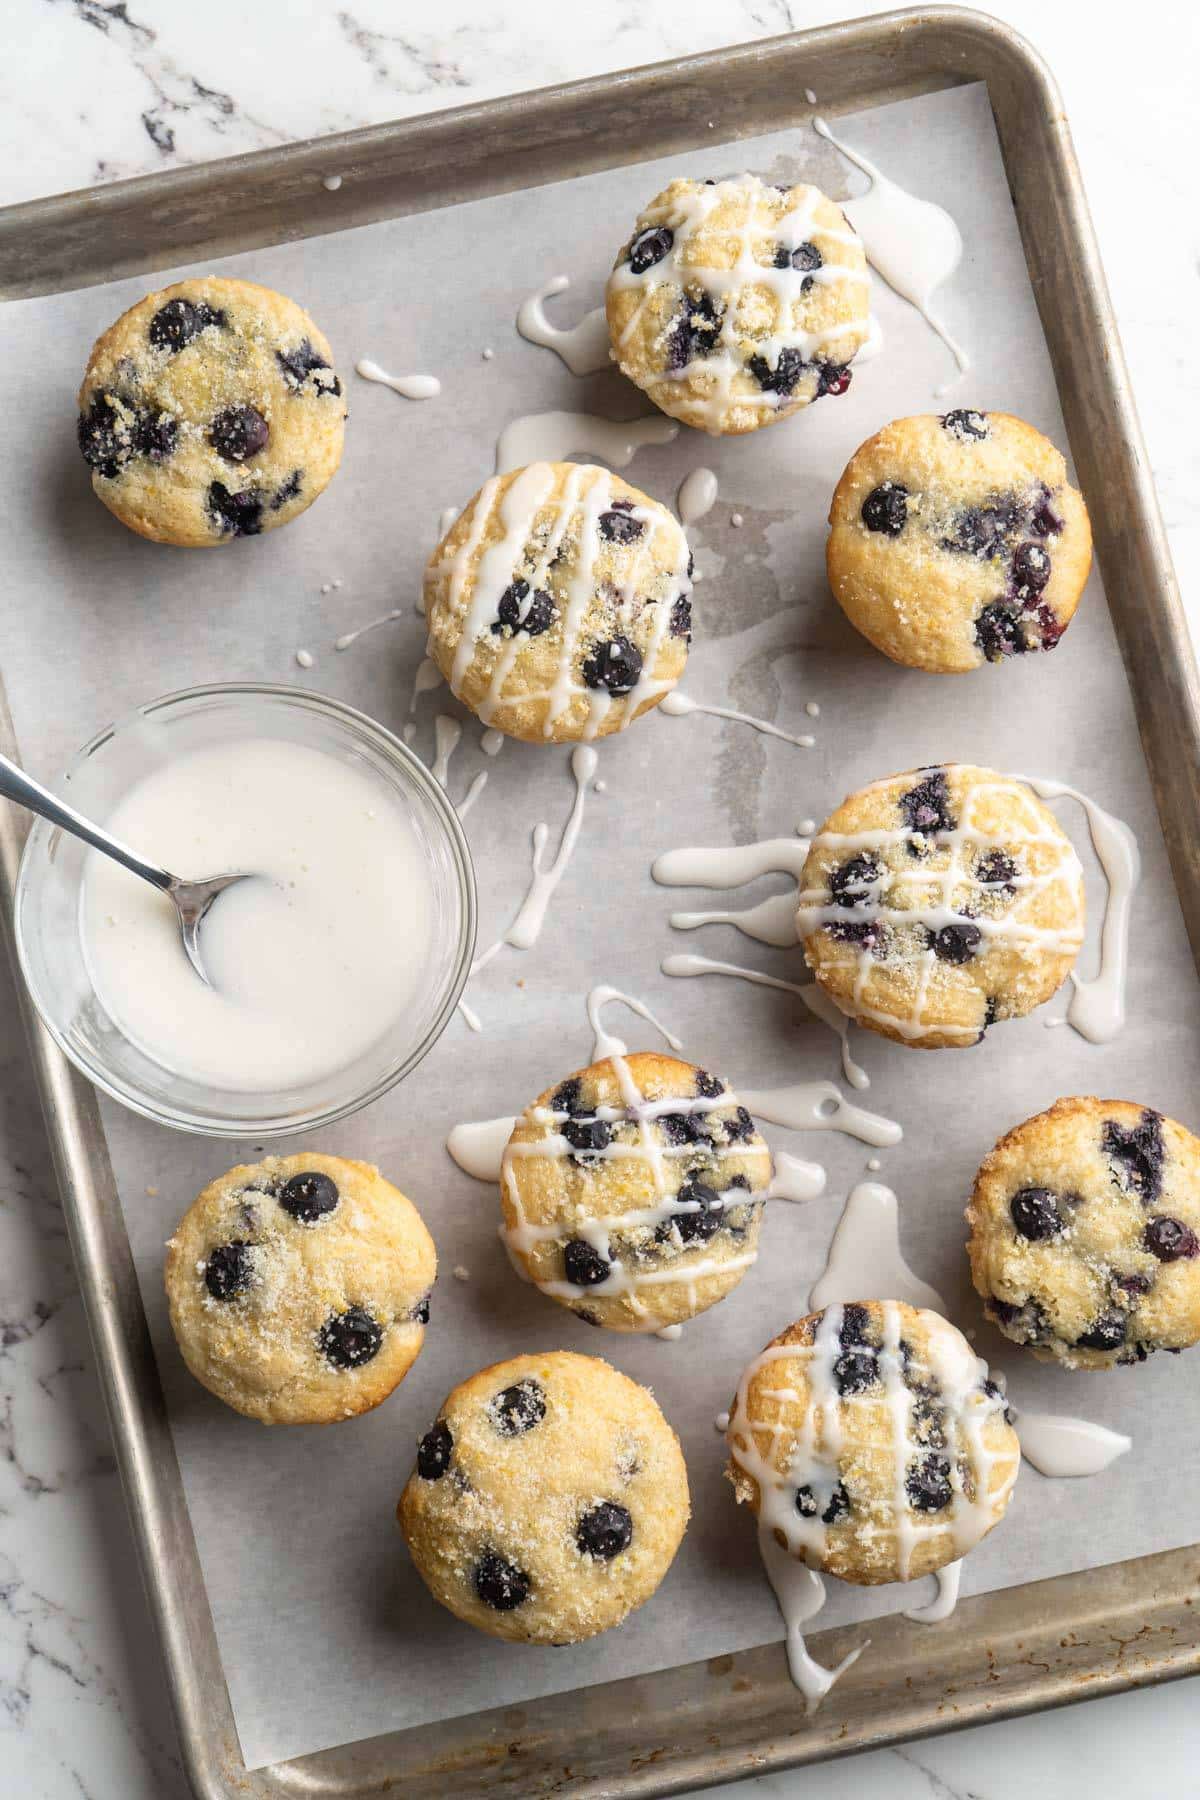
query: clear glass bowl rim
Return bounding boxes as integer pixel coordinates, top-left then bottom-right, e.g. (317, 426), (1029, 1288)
(13, 680), (478, 1138)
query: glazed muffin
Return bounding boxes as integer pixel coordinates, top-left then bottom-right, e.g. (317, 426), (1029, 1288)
(499, 1051), (772, 1332)
(423, 461), (692, 743)
(398, 1351), (689, 1643)
(605, 173), (870, 435)
(968, 1098), (1200, 1369)
(726, 1301), (1019, 1584)
(76, 275), (346, 545)
(797, 765), (1085, 1049)
(826, 410), (1091, 671)
(164, 1154), (435, 1424)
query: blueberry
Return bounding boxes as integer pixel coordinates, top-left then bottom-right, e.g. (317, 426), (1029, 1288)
(899, 771), (955, 838)
(77, 395), (127, 477)
(1010, 1186), (1063, 1240)
(576, 1501), (633, 1559)
(747, 346), (808, 396)
(976, 849), (1018, 891)
(1103, 1110), (1165, 1205)
(833, 1315), (876, 1395)
(796, 1481), (850, 1524)
(1012, 541), (1051, 593)
(1030, 599), (1066, 650)
(276, 338), (342, 396)
(725, 1105), (754, 1143)
(782, 240), (823, 274)
(929, 922), (982, 963)
(491, 578), (555, 637)
(599, 507), (644, 544)
(628, 225), (674, 273)
(410, 1293), (431, 1325)
(669, 595), (692, 640)
(417, 1420), (453, 1480)
(562, 1116), (612, 1161)
(208, 482), (264, 538)
(133, 410), (179, 461)
(277, 1170), (340, 1222)
(840, 1303), (871, 1343)
(564, 1239), (611, 1286)
(317, 1307), (383, 1369)
(552, 1078), (583, 1116)
(696, 1070), (725, 1099)
(1117, 1272), (1153, 1295)
(860, 481), (908, 536)
(582, 636), (643, 695)
(271, 469), (303, 510)
(671, 1176), (724, 1243)
(490, 1376), (547, 1436)
(817, 362), (851, 397)
(1031, 488), (1064, 537)
(658, 1111), (710, 1147)
(474, 1549), (531, 1611)
(204, 1241), (252, 1301)
(906, 1454), (953, 1512)
(667, 288), (722, 369)
(209, 404), (270, 462)
(942, 408), (989, 441)
(976, 601), (1025, 662)
(830, 852), (881, 909)
(148, 297), (225, 352)
(988, 1295), (1049, 1345)
(945, 497), (1019, 557)
(827, 918), (886, 953)
(1076, 1312), (1127, 1353)
(1144, 1217), (1200, 1261)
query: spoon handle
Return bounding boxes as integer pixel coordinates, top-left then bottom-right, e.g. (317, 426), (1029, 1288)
(0, 750), (174, 893)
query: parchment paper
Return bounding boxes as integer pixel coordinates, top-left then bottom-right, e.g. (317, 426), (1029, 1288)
(3, 82), (1198, 1772)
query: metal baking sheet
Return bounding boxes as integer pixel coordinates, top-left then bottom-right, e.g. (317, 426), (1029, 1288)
(2, 9), (1199, 1796)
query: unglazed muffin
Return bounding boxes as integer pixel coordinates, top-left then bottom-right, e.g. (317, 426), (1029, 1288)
(423, 462), (691, 742)
(398, 1351), (689, 1643)
(164, 1154), (435, 1423)
(968, 1098), (1200, 1369)
(605, 173), (870, 435)
(76, 276), (346, 544)
(726, 1301), (1019, 1584)
(826, 410), (1091, 671)
(797, 765), (1085, 1048)
(499, 1052), (772, 1332)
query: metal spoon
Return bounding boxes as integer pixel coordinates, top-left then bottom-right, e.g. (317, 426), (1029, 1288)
(0, 750), (250, 986)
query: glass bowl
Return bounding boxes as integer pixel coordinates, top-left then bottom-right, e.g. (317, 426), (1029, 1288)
(13, 683), (476, 1138)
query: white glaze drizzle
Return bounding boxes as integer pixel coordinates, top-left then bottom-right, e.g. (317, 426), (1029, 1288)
(796, 772), (1086, 1047)
(355, 359), (441, 400)
(322, 174), (342, 192)
(903, 1559), (962, 1623)
(447, 1115), (518, 1181)
(586, 983), (682, 1063)
(854, 312), (885, 364)
(656, 1323), (684, 1341)
(715, 1409), (732, 1433)
(660, 689), (815, 750)
(294, 648), (314, 669)
(677, 466), (719, 525)
(739, 1080), (901, 1148)
(654, 837), (807, 950)
(1021, 777), (1140, 1043)
(431, 461), (690, 741)
(480, 728), (504, 756)
(402, 656), (444, 743)
(1014, 1410), (1132, 1478)
(606, 173), (869, 435)
(334, 610), (403, 652)
(660, 951), (868, 1092)
(757, 1525), (866, 1712)
(667, 893), (800, 950)
(768, 1150), (827, 1203)
(430, 715), (461, 786)
(494, 412), (677, 474)
(457, 771), (488, 819)
(813, 116), (966, 385)
(808, 1181), (946, 1314)
(499, 1047), (767, 1329)
(516, 275), (611, 375)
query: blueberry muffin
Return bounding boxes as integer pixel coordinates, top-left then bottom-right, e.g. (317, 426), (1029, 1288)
(164, 1154), (435, 1424)
(797, 765), (1085, 1049)
(500, 1051), (772, 1332)
(826, 410), (1092, 671)
(76, 276), (346, 545)
(968, 1098), (1200, 1370)
(423, 462), (692, 743)
(605, 173), (869, 436)
(726, 1301), (1019, 1584)
(398, 1350), (690, 1643)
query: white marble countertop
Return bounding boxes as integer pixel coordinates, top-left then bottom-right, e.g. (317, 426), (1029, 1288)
(3, 2), (1198, 1796)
